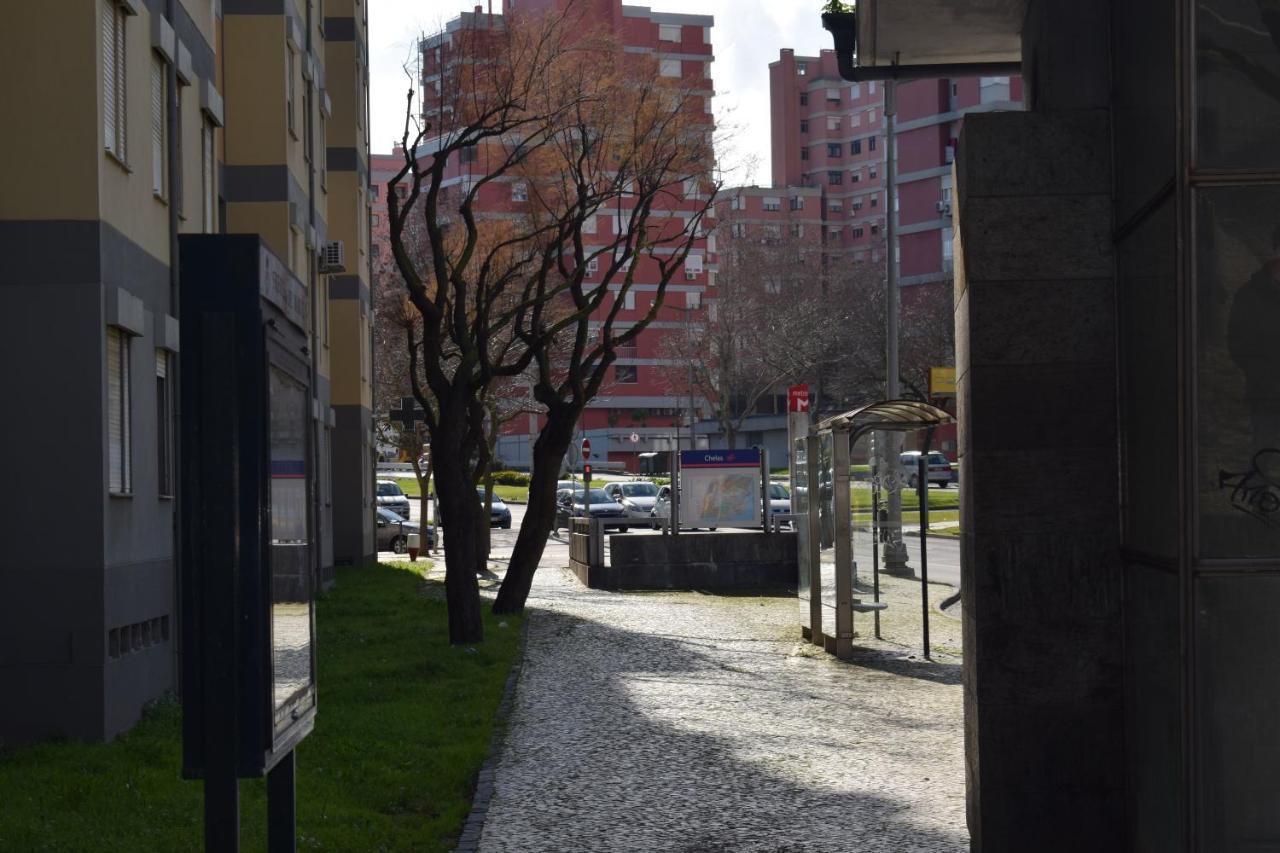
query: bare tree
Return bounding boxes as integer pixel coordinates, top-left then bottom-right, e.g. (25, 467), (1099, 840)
(385, 4), (718, 632)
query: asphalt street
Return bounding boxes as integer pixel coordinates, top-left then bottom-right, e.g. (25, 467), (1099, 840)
(395, 494), (961, 588)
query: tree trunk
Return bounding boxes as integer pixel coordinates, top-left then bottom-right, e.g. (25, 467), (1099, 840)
(431, 422), (485, 643)
(493, 407), (576, 614)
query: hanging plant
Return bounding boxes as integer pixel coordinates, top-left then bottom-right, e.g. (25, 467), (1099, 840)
(821, 2), (857, 60)
(821, 0), (854, 11)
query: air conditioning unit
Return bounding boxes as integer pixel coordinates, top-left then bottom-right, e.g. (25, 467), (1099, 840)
(936, 201), (952, 216)
(944, 145), (956, 164)
(319, 240), (346, 274)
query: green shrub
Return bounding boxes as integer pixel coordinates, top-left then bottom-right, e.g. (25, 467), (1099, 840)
(490, 470), (531, 487)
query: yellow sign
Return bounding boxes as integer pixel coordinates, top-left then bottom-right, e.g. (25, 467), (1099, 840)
(930, 367), (956, 397)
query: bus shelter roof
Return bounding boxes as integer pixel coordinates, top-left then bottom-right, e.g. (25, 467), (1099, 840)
(815, 399), (954, 436)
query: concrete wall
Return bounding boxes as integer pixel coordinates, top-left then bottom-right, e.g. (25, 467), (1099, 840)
(955, 1), (1123, 842)
(576, 532), (797, 591)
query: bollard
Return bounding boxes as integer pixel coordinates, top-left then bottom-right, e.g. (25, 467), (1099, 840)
(406, 532), (420, 562)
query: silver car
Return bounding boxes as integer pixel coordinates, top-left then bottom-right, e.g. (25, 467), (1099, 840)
(376, 479), (412, 519)
(605, 480), (660, 518)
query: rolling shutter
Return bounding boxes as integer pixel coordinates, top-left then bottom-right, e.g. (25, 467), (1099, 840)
(151, 57), (165, 195)
(108, 328), (132, 493)
(103, 2), (117, 152)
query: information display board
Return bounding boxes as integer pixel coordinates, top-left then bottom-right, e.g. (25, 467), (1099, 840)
(679, 448), (763, 529)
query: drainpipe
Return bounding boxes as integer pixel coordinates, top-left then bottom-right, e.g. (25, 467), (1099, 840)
(305, 0), (323, 585)
(166, 0), (183, 693)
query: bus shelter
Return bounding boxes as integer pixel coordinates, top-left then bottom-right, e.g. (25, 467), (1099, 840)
(794, 400), (954, 660)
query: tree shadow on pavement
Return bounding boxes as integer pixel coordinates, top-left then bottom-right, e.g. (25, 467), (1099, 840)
(477, 598), (968, 853)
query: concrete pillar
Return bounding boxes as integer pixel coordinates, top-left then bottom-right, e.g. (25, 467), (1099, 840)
(955, 104), (1124, 850)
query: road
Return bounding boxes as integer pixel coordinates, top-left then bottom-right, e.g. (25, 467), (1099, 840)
(397, 494), (960, 588)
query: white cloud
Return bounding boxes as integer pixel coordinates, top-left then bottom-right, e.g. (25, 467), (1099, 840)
(368, 0), (833, 187)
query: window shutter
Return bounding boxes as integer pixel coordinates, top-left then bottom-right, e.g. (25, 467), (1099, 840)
(202, 121), (215, 231)
(155, 348), (167, 378)
(151, 57), (165, 195)
(103, 3), (116, 152)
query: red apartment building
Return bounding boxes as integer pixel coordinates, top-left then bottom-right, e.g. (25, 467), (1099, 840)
(371, 1), (715, 473)
(768, 49), (1022, 457)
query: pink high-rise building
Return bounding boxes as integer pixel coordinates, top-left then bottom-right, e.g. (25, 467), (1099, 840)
(372, 1), (716, 473)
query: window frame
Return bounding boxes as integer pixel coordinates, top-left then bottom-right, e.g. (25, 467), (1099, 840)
(108, 327), (133, 496)
(103, 0), (129, 166)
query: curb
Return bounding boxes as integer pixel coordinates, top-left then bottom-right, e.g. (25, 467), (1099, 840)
(452, 610), (531, 853)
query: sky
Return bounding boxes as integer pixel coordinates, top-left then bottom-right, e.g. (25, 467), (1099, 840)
(368, 0), (833, 186)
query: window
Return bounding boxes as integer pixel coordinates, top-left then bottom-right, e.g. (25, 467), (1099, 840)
(586, 257), (599, 274)
(853, 197), (863, 210)
(827, 143), (842, 157)
(870, 196), (878, 207)
(790, 223), (804, 237)
(852, 170), (861, 183)
(156, 350), (174, 497)
(852, 112), (861, 128)
(150, 58), (167, 197)
(851, 139), (862, 155)
(870, 223), (880, 234)
(826, 88), (841, 103)
(103, 0), (128, 162)
(828, 199), (843, 211)
(800, 148), (809, 161)
(870, 166), (878, 179)
(869, 136), (877, 151)
(659, 23), (681, 41)
(731, 222), (746, 238)
(201, 120), (215, 232)
(459, 145), (477, 163)
(869, 81), (876, 94)
(763, 224), (781, 240)
(763, 197), (781, 211)
(660, 58), (681, 77)
(108, 327), (132, 495)
(852, 227), (864, 238)
(512, 182), (528, 202)
(687, 290), (701, 309)
(623, 290), (635, 310)
(800, 119), (809, 133)
(685, 254), (704, 276)
(286, 47), (296, 136)
(730, 195), (744, 210)
(799, 92), (808, 106)
(319, 112), (327, 190)
(850, 82), (861, 99)
(827, 171), (843, 185)
(942, 226), (954, 261)
(582, 214), (597, 234)
(827, 116), (840, 131)
(828, 225), (842, 237)
(614, 364), (638, 384)
(796, 62), (807, 76)
(303, 84), (312, 163)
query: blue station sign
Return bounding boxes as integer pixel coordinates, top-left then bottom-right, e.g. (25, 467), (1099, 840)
(680, 448), (762, 468)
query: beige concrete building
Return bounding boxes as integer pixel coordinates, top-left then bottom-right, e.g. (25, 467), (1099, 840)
(0, 0), (371, 745)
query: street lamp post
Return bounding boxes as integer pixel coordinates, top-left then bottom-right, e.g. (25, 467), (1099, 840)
(882, 79), (913, 577)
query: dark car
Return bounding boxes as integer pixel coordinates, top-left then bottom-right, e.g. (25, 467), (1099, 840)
(376, 507), (434, 553)
(554, 487), (626, 533)
(479, 488), (512, 528)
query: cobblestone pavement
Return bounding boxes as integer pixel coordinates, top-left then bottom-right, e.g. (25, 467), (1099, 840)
(475, 563), (967, 853)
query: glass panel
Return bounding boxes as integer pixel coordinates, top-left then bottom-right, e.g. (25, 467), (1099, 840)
(817, 432), (836, 627)
(1195, 574), (1280, 850)
(794, 437), (811, 632)
(269, 365), (313, 721)
(1120, 198), (1178, 556)
(1122, 563), (1184, 852)
(1197, 187), (1280, 557)
(1197, 0), (1280, 170)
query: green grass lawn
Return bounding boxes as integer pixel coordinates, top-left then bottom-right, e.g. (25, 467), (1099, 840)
(394, 477), (526, 503)
(851, 486), (960, 512)
(0, 562), (521, 852)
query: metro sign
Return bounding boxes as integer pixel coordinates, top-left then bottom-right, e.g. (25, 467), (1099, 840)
(788, 384), (810, 413)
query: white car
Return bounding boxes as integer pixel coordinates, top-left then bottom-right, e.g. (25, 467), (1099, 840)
(900, 451), (953, 488)
(604, 480), (660, 518)
(376, 479), (412, 519)
(767, 482), (792, 526)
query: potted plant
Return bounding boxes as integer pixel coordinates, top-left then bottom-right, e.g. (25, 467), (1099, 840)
(821, 1), (857, 58)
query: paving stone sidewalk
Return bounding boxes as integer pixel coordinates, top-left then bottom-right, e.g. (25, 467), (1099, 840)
(472, 563), (968, 853)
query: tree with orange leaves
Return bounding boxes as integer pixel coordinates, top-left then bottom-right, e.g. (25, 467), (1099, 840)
(386, 1), (718, 638)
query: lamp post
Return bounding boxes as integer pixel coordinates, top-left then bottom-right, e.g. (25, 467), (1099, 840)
(882, 80), (913, 577)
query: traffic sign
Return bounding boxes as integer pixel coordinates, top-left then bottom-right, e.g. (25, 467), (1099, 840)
(788, 384), (810, 413)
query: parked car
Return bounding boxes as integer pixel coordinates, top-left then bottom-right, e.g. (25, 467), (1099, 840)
(479, 488), (512, 528)
(900, 451), (952, 488)
(604, 480), (660, 518)
(650, 484), (673, 529)
(376, 506), (433, 553)
(555, 487), (627, 532)
(376, 479), (412, 518)
(768, 482), (791, 527)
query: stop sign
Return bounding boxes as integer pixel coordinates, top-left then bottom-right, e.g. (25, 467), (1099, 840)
(581, 438), (591, 458)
